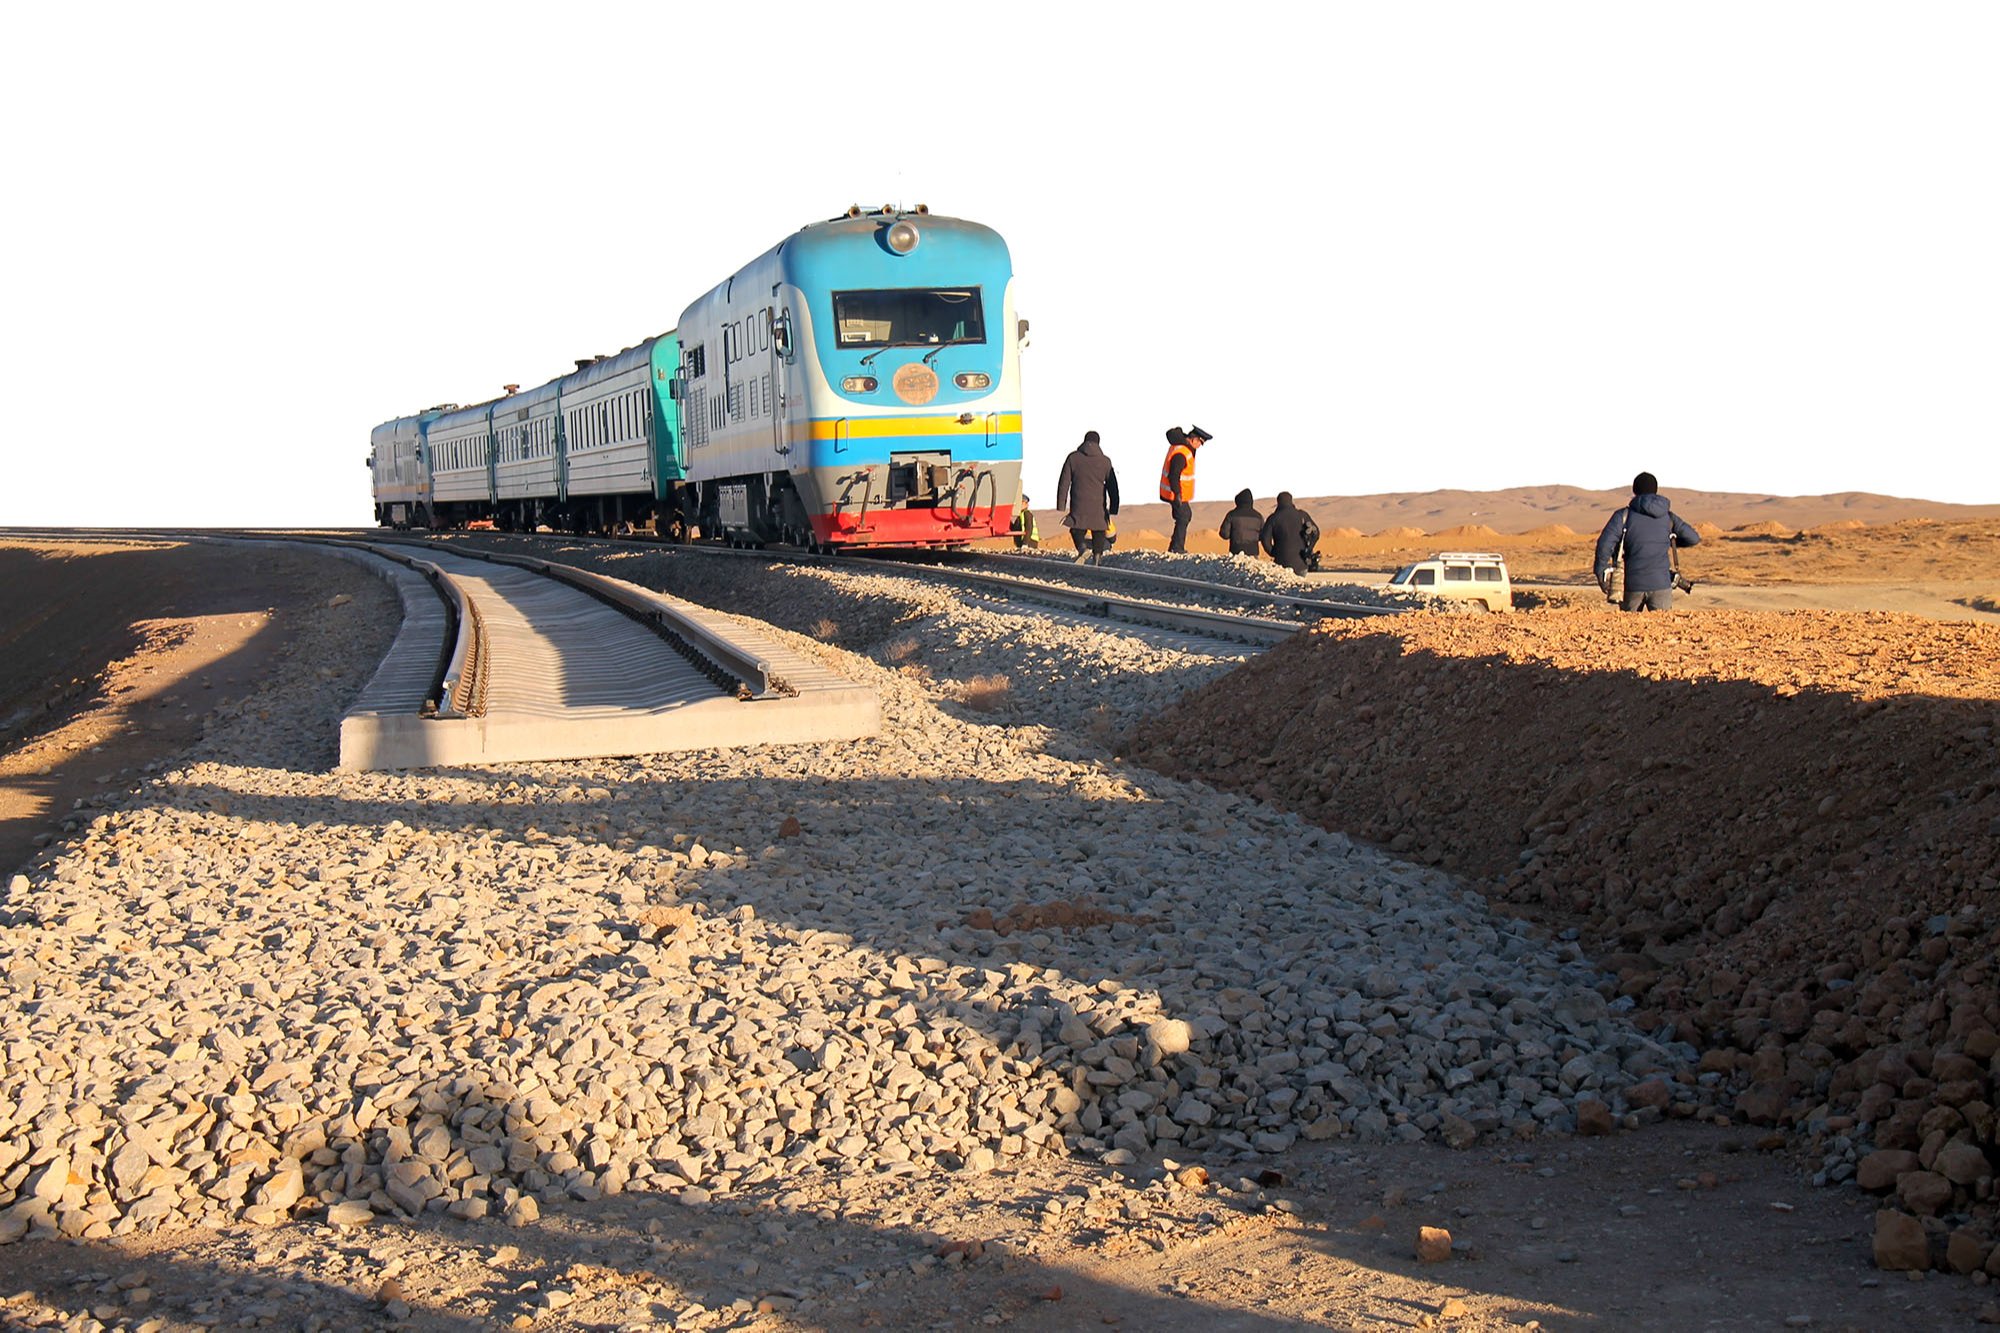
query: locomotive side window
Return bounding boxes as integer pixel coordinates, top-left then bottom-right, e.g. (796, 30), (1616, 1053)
(833, 289), (985, 347)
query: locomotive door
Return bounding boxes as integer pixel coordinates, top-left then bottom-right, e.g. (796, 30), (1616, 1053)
(768, 303), (792, 459)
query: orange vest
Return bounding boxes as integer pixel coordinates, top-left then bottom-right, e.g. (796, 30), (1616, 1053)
(1159, 442), (1196, 502)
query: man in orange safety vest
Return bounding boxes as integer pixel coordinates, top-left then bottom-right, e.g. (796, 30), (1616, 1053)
(1158, 424), (1212, 553)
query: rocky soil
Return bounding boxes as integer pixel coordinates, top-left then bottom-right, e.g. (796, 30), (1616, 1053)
(1125, 604), (2000, 1277)
(2, 537), (1997, 1329)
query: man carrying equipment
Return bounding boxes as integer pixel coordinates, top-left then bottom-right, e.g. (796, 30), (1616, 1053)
(1594, 471), (1702, 611)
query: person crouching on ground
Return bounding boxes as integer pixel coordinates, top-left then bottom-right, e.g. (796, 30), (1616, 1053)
(1593, 471), (1702, 611)
(1260, 491), (1316, 575)
(1219, 488), (1263, 557)
(1056, 430), (1120, 565)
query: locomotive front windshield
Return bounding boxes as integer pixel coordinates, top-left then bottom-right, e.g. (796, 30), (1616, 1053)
(833, 288), (985, 348)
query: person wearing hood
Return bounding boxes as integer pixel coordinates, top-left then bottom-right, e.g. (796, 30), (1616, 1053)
(1158, 425), (1211, 553)
(1055, 431), (1120, 564)
(1594, 471), (1702, 611)
(1218, 489), (1264, 557)
(1259, 491), (1317, 575)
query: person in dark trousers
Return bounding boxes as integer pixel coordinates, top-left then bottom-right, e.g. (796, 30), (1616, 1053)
(1218, 488), (1264, 556)
(1055, 431), (1119, 565)
(1259, 491), (1316, 575)
(1594, 471), (1702, 611)
(1158, 425), (1211, 553)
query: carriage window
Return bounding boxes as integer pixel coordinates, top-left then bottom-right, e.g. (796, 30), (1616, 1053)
(832, 288), (985, 347)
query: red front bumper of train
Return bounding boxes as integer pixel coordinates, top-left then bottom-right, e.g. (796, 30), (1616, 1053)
(811, 505), (1013, 548)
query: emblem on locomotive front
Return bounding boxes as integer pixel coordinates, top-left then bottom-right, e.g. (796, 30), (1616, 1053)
(892, 363), (939, 406)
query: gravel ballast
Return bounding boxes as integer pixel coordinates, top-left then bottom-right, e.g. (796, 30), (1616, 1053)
(0, 547), (1690, 1252)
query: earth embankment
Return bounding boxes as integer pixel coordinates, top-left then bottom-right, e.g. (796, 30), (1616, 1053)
(1125, 606), (2000, 1243)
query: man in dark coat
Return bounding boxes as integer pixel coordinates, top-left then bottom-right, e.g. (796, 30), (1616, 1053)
(1055, 431), (1120, 564)
(1594, 471), (1702, 611)
(1259, 491), (1316, 575)
(1218, 489), (1263, 557)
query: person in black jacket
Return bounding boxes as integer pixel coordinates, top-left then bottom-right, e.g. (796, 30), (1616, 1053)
(1259, 492), (1316, 575)
(1055, 431), (1120, 564)
(1218, 489), (1263, 557)
(1593, 472), (1702, 611)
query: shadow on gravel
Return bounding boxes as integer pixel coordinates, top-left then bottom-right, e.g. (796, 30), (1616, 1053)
(0, 541), (378, 874)
(0, 1175), (1318, 1331)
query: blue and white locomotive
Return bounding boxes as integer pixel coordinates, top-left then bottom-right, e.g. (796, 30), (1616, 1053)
(369, 207), (1024, 549)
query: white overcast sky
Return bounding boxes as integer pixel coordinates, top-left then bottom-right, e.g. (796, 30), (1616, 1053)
(4, 2), (1995, 526)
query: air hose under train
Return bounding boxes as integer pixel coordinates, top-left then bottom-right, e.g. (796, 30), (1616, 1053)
(948, 467), (997, 527)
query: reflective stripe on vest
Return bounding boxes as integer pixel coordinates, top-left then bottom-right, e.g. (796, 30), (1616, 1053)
(1158, 443), (1195, 502)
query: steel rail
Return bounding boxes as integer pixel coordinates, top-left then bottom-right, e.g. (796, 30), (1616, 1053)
(968, 551), (1405, 619)
(884, 561), (1307, 645)
(380, 542), (782, 700)
(399, 532), (1311, 648)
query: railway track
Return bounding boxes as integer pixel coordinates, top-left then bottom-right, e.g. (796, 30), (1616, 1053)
(375, 528), (1408, 652)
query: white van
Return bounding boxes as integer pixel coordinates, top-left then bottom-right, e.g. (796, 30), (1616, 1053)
(1386, 551), (1512, 612)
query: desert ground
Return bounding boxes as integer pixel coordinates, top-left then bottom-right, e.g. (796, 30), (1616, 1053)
(1, 496), (1997, 1331)
(1097, 487), (2000, 623)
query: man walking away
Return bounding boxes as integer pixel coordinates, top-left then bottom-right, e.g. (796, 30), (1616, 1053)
(1218, 488), (1263, 557)
(1158, 425), (1211, 553)
(1594, 471), (1702, 611)
(1259, 491), (1315, 575)
(1056, 431), (1120, 565)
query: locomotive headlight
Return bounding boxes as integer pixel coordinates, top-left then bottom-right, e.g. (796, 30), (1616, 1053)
(953, 372), (991, 390)
(885, 220), (920, 255)
(842, 376), (878, 393)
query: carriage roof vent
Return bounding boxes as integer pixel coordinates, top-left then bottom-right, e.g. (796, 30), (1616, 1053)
(503, 384), (520, 395)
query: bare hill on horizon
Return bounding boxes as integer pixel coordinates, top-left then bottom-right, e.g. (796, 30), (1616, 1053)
(1100, 484), (2000, 541)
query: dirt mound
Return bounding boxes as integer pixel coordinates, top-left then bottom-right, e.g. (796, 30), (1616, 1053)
(1519, 523), (1578, 539)
(1732, 520), (1796, 538)
(1429, 524), (1502, 542)
(1692, 521), (1727, 538)
(1328, 526), (1364, 540)
(1126, 608), (2000, 1243)
(1373, 526), (1427, 539)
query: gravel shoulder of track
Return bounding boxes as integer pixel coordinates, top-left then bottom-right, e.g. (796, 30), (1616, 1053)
(0, 542), (1993, 1330)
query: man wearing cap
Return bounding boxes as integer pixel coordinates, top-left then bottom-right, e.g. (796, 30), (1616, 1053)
(1160, 426), (1200, 548)
(1157, 425), (1211, 554)
(1594, 472), (1702, 611)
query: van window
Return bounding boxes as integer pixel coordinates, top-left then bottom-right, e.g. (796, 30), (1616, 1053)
(1412, 568), (1436, 586)
(1444, 565), (1471, 582)
(1475, 566), (1502, 582)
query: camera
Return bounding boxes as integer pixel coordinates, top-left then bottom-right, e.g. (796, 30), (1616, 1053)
(1673, 573), (1696, 594)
